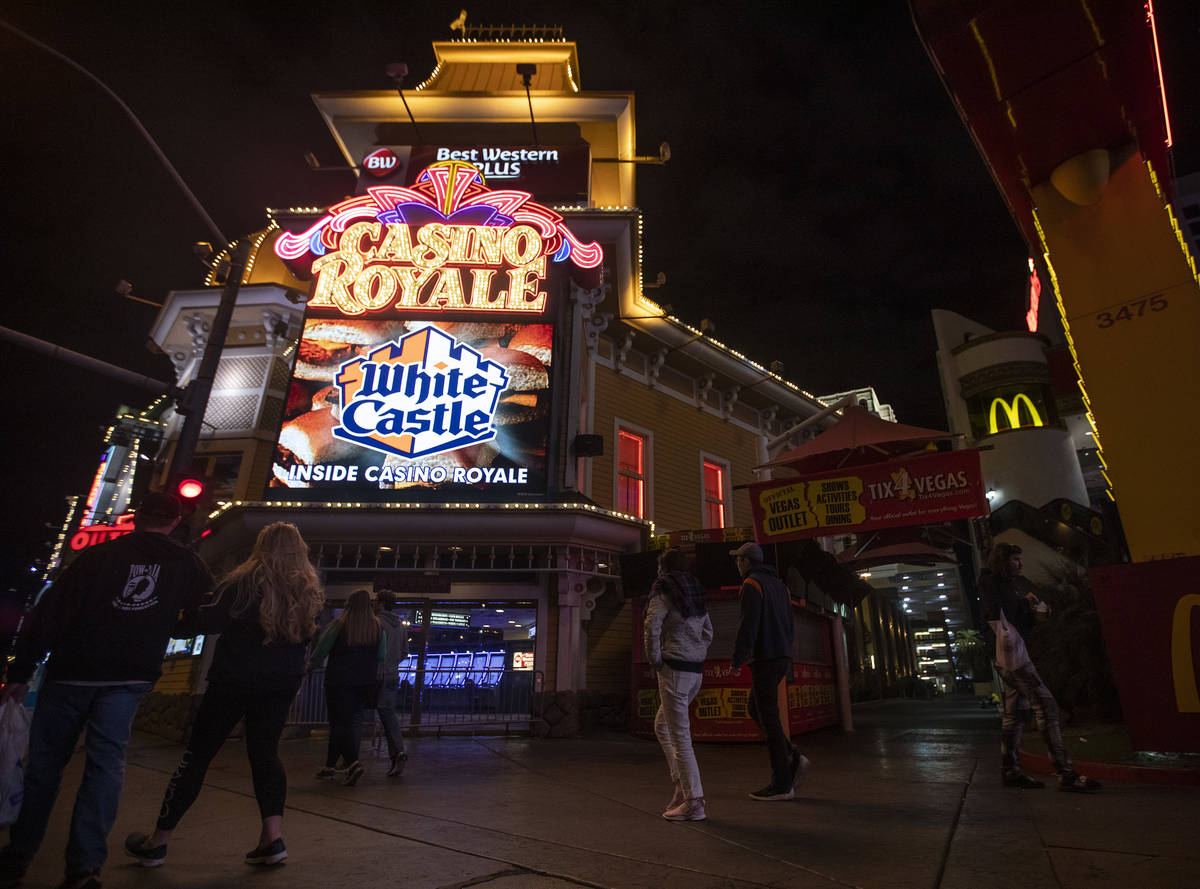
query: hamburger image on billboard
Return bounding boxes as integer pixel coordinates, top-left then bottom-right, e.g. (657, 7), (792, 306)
(270, 318), (554, 496)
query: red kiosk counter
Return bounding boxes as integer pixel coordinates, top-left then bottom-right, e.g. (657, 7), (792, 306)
(630, 586), (840, 741)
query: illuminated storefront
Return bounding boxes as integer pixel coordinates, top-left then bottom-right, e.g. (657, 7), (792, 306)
(119, 25), (870, 738)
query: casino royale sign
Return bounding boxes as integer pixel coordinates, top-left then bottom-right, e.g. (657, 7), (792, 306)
(274, 161), (602, 316)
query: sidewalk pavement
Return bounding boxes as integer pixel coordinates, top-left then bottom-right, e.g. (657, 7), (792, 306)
(8, 696), (1199, 889)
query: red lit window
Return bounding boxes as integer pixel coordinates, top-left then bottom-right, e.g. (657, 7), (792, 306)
(617, 429), (645, 518)
(703, 460), (726, 528)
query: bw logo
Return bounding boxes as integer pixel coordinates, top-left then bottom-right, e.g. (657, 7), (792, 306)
(333, 327), (509, 459)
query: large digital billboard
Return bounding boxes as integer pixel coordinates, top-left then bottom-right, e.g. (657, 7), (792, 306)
(268, 160), (601, 501)
(270, 317), (554, 498)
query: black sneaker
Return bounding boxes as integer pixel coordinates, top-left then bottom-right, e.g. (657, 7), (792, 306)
(56, 870), (101, 889)
(1059, 771), (1102, 793)
(387, 751), (408, 777)
(245, 838), (287, 866)
(342, 761), (364, 786)
(123, 832), (167, 867)
(1002, 772), (1045, 789)
(748, 784), (794, 801)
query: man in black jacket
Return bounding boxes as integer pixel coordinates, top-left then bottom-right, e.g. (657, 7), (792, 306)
(0, 493), (212, 889)
(730, 542), (808, 801)
(980, 542), (1100, 793)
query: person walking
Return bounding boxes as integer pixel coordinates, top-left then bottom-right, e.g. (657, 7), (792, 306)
(373, 591), (409, 777)
(0, 493), (212, 889)
(980, 542), (1101, 793)
(729, 542), (807, 801)
(643, 549), (713, 822)
(308, 590), (384, 786)
(122, 522), (324, 870)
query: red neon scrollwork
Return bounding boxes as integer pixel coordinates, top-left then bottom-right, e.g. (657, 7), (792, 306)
(274, 162), (603, 269)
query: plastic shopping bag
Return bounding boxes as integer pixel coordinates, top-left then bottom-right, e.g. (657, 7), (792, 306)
(988, 610), (1032, 672)
(0, 698), (31, 827)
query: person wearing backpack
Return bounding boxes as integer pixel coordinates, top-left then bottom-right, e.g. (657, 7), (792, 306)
(643, 549), (713, 822)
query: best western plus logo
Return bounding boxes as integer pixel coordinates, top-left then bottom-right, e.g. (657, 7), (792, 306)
(363, 147), (400, 177)
(333, 327), (509, 458)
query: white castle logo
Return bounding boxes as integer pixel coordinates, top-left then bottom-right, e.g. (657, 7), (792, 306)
(333, 326), (509, 459)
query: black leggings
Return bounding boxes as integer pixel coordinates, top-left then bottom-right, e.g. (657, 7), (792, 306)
(157, 687), (296, 830)
(324, 683), (376, 768)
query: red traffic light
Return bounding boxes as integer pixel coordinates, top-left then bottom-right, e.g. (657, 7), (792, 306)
(177, 478), (206, 501)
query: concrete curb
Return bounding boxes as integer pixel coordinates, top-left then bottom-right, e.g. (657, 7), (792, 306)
(1021, 747), (1200, 786)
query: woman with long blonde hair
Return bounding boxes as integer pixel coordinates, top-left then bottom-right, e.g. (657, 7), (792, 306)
(125, 522), (323, 869)
(307, 588), (384, 786)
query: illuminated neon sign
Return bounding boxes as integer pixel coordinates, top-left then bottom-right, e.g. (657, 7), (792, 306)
(988, 394), (1044, 434)
(70, 512), (135, 551)
(274, 161), (602, 316)
(82, 451), (109, 521)
(1025, 257), (1041, 333)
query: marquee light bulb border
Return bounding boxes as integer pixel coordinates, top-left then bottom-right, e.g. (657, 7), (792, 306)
(274, 161), (603, 270)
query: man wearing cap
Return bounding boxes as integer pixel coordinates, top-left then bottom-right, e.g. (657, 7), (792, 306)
(0, 492), (213, 889)
(729, 542), (808, 801)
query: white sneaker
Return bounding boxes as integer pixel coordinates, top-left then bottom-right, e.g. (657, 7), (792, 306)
(663, 797), (706, 821)
(790, 752), (810, 790)
(666, 784), (685, 811)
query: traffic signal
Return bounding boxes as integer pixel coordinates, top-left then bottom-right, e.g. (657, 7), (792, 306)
(176, 477), (206, 503)
(170, 475), (213, 542)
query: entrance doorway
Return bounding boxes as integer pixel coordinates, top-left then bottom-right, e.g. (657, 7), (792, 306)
(394, 600), (539, 731)
(287, 599), (541, 735)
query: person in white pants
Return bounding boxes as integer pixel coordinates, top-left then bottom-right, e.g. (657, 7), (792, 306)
(643, 548), (713, 822)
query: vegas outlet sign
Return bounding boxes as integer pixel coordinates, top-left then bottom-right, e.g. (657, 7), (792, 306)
(275, 160), (603, 316)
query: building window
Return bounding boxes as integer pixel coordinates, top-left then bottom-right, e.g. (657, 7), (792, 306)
(617, 429), (646, 517)
(702, 459), (727, 528)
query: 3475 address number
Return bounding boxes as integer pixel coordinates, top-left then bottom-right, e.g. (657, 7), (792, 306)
(1096, 294), (1167, 328)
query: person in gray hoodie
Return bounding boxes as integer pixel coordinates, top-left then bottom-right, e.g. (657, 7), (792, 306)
(373, 590), (409, 777)
(643, 549), (713, 822)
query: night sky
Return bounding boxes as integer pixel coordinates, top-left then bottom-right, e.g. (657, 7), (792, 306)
(1, 1), (1197, 595)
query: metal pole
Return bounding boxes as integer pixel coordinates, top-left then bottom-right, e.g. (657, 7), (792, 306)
(167, 242), (250, 479)
(0, 325), (173, 395)
(831, 614), (854, 732)
(410, 599), (433, 729)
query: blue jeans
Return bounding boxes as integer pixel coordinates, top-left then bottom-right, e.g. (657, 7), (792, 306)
(6, 681), (151, 874)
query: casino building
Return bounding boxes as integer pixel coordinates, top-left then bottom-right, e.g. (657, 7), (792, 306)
(56, 25), (916, 737)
